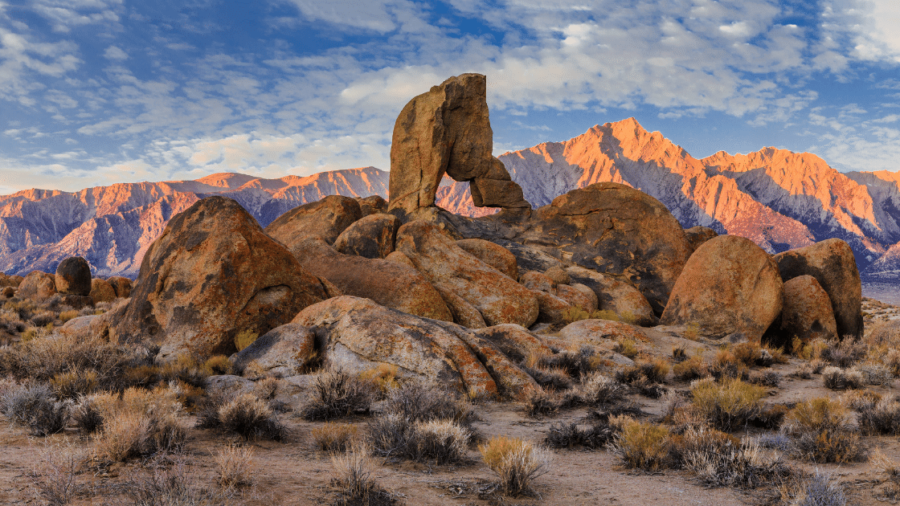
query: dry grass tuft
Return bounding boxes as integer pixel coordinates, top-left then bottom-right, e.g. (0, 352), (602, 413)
(479, 436), (551, 497)
(611, 418), (672, 471)
(690, 377), (766, 431)
(821, 366), (863, 390)
(301, 368), (374, 421)
(330, 447), (397, 506)
(215, 444), (255, 490)
(783, 397), (863, 464)
(312, 422), (359, 453)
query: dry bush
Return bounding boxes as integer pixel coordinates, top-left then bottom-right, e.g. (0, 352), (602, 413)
(330, 448), (397, 506)
(0, 382), (69, 436)
(615, 358), (669, 387)
(28, 443), (84, 506)
(783, 398), (863, 464)
(522, 389), (565, 417)
(92, 387), (186, 463)
(382, 381), (475, 427)
(683, 322), (701, 341)
(748, 370), (782, 387)
(578, 372), (625, 406)
(842, 389), (882, 411)
(202, 355), (232, 376)
(119, 454), (231, 506)
(414, 419), (470, 464)
(50, 369), (98, 400)
(871, 449), (900, 498)
(885, 349), (900, 377)
(855, 364), (892, 386)
(820, 339), (866, 368)
(301, 368), (374, 421)
(312, 422), (360, 453)
(58, 310), (79, 323)
(234, 329), (258, 352)
(858, 395), (900, 435)
(673, 355), (708, 381)
(613, 338), (639, 359)
(479, 436), (551, 497)
(708, 350), (749, 380)
(359, 364), (399, 396)
(785, 470), (848, 506)
(540, 346), (598, 378)
(523, 364), (572, 390)
(545, 419), (615, 450)
(732, 341), (777, 367)
(212, 393), (286, 441)
(611, 418), (672, 471)
(821, 367), (863, 390)
(690, 377), (766, 431)
(215, 444), (255, 490)
(675, 427), (790, 489)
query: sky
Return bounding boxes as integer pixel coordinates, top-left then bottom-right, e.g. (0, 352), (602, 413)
(1, 0), (900, 195)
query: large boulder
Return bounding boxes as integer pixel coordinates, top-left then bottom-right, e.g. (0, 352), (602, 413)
(293, 296), (539, 399)
(685, 226), (718, 255)
(55, 257), (91, 296)
(388, 73), (528, 214)
(456, 239), (518, 280)
(89, 278), (117, 304)
(107, 276), (132, 298)
(265, 195), (362, 250)
(434, 286), (487, 328)
(17, 271), (56, 302)
(291, 237), (453, 322)
(565, 266), (657, 326)
(333, 213), (399, 259)
(525, 183), (691, 314)
(231, 323), (318, 378)
(660, 235), (783, 340)
(773, 239), (863, 339)
(779, 275), (838, 343)
(111, 196), (329, 360)
(356, 195), (387, 217)
(0, 274), (21, 288)
(396, 220), (539, 328)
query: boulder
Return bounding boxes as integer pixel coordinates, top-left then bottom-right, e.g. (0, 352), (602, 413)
(55, 257), (91, 296)
(494, 240), (566, 273)
(661, 235), (783, 341)
(565, 266), (656, 326)
(525, 183), (691, 314)
(356, 195), (387, 217)
(2, 287), (13, 298)
(384, 251), (417, 269)
(291, 237), (453, 322)
(544, 267), (570, 286)
(779, 275), (838, 343)
(231, 323), (318, 378)
(58, 313), (113, 341)
(388, 73), (529, 214)
(557, 284), (598, 313)
(533, 290), (572, 325)
(293, 296), (538, 399)
(0, 274), (19, 287)
(17, 271), (56, 302)
(333, 213), (399, 259)
(111, 196), (328, 360)
(520, 271), (555, 293)
(396, 220), (539, 328)
(558, 318), (649, 346)
(773, 239), (863, 339)
(107, 276), (132, 298)
(206, 375), (256, 398)
(685, 226), (718, 255)
(60, 294), (95, 310)
(472, 324), (554, 362)
(89, 278), (117, 304)
(456, 239), (518, 279)
(434, 286), (487, 328)
(265, 195), (362, 251)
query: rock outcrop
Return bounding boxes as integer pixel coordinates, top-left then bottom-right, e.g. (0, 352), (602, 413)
(661, 235), (783, 340)
(779, 275), (838, 343)
(89, 278), (117, 303)
(17, 271), (56, 302)
(388, 73), (529, 215)
(395, 220), (539, 328)
(55, 257), (91, 296)
(231, 323), (318, 378)
(565, 266), (656, 326)
(456, 239), (518, 280)
(333, 213), (399, 259)
(685, 226), (718, 255)
(111, 196), (328, 360)
(265, 195), (362, 250)
(107, 276), (132, 298)
(774, 239), (863, 338)
(290, 237), (453, 322)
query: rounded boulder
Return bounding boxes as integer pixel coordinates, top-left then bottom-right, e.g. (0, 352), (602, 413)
(55, 257), (92, 296)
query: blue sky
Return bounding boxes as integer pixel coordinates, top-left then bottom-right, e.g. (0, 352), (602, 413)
(1, 0), (899, 195)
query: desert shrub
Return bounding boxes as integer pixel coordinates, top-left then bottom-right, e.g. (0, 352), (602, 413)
(118, 455), (227, 506)
(540, 346), (598, 378)
(479, 436), (550, 497)
(414, 419), (470, 464)
(842, 389), (882, 411)
(523, 364), (572, 390)
(359, 364), (399, 396)
(690, 377), (766, 431)
(302, 368), (374, 421)
(821, 339), (866, 368)
(613, 338), (639, 359)
(50, 369), (98, 399)
(214, 393), (286, 441)
(28, 444), (84, 506)
(615, 358), (669, 386)
(201, 355), (232, 376)
(215, 444), (255, 489)
(885, 349), (900, 377)
(732, 341), (774, 367)
(522, 389), (562, 417)
(382, 381), (475, 427)
(92, 387), (187, 462)
(707, 350), (749, 380)
(313, 422), (360, 453)
(673, 355), (707, 381)
(872, 449), (900, 498)
(611, 418), (672, 471)
(683, 322), (701, 340)
(783, 398), (863, 463)
(368, 414), (417, 459)
(58, 310), (79, 323)
(158, 354), (207, 388)
(0, 382), (69, 436)
(748, 370), (781, 387)
(330, 448), (397, 506)
(793, 470), (848, 506)
(72, 394), (104, 433)
(234, 329), (258, 352)
(675, 427), (789, 488)
(855, 364), (892, 386)
(545, 419), (615, 450)
(858, 396), (900, 435)
(821, 366), (863, 390)
(578, 372), (625, 406)
(752, 404), (790, 430)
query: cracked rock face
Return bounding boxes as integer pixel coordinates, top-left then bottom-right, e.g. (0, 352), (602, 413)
(110, 196), (329, 361)
(388, 73), (530, 215)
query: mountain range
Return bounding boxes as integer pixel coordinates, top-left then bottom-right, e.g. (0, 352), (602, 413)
(2, 118), (899, 281)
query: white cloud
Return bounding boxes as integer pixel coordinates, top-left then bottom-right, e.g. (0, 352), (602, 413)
(104, 45), (127, 60)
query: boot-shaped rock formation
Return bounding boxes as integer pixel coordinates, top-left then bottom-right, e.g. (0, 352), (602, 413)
(388, 73), (529, 215)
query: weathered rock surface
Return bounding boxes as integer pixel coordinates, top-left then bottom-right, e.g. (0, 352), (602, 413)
(493, 241), (566, 273)
(291, 237), (453, 322)
(396, 220), (539, 327)
(89, 278), (117, 303)
(520, 271), (555, 293)
(661, 235), (783, 340)
(685, 226), (718, 254)
(55, 257), (91, 296)
(107, 276), (132, 298)
(293, 296), (538, 399)
(557, 283), (598, 312)
(565, 266), (656, 326)
(17, 271), (56, 302)
(206, 375), (256, 398)
(456, 239), (518, 279)
(265, 195), (362, 250)
(532, 290), (572, 325)
(524, 183), (691, 314)
(472, 324), (553, 362)
(774, 238), (863, 338)
(356, 195), (387, 217)
(434, 286), (487, 328)
(384, 251), (417, 269)
(388, 73), (529, 214)
(333, 213), (399, 259)
(0, 274), (20, 287)
(111, 196), (328, 360)
(779, 275), (838, 342)
(544, 266), (570, 286)
(232, 323), (318, 378)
